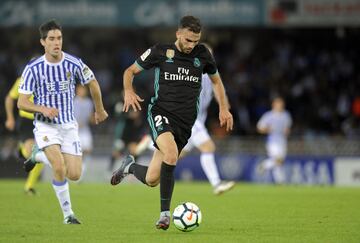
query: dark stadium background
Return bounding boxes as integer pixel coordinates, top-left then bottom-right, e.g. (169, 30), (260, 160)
(0, 0), (359, 185)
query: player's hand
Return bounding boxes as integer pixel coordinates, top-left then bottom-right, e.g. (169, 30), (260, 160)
(94, 109), (108, 124)
(41, 106), (59, 119)
(219, 109), (233, 132)
(5, 117), (15, 131)
(123, 90), (144, 112)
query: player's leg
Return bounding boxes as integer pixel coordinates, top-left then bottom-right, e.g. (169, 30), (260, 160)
(143, 147), (163, 186)
(257, 142), (277, 174)
(197, 139), (219, 185)
(189, 122), (220, 186)
(17, 117), (44, 194)
(52, 121), (82, 224)
(198, 139), (235, 194)
(190, 122), (236, 194)
(24, 163), (44, 195)
(63, 153), (82, 181)
(109, 141), (123, 172)
(273, 158), (285, 184)
(22, 138), (33, 157)
(134, 134), (152, 156)
(43, 145), (78, 223)
(153, 132), (178, 230)
(23, 138), (44, 194)
(110, 148), (150, 185)
(23, 122), (53, 171)
(271, 143), (286, 184)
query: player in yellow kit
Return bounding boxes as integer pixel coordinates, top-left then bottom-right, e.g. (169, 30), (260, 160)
(5, 77), (44, 195)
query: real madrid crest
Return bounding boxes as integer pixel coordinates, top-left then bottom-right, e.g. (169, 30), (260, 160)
(166, 49), (175, 63)
(194, 58), (201, 68)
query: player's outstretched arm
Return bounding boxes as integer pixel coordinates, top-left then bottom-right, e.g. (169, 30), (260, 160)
(87, 79), (108, 124)
(123, 63), (144, 112)
(209, 73), (233, 132)
(18, 93), (59, 119)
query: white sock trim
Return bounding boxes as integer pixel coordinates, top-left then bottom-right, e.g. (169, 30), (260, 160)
(35, 151), (52, 167)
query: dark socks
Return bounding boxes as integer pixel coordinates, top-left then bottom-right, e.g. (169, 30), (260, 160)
(129, 163), (148, 185)
(160, 162), (176, 212)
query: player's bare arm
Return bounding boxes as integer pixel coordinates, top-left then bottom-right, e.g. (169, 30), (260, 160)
(4, 94), (16, 131)
(257, 125), (270, 134)
(18, 93), (58, 119)
(123, 63), (144, 112)
(87, 79), (108, 124)
(209, 73), (233, 131)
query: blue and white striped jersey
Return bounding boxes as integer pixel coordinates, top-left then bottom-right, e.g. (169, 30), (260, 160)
(197, 74), (213, 124)
(18, 52), (95, 124)
(257, 110), (292, 144)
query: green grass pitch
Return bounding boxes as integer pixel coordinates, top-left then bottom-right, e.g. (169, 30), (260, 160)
(0, 180), (359, 243)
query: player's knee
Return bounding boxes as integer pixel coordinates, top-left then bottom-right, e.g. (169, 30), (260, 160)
(205, 142), (216, 153)
(67, 173), (81, 181)
(163, 150), (178, 165)
(66, 167), (82, 181)
(275, 158), (284, 165)
(52, 163), (66, 178)
(145, 177), (159, 187)
(209, 141), (216, 152)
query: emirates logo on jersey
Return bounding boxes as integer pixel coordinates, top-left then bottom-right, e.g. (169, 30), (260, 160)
(164, 67), (199, 82)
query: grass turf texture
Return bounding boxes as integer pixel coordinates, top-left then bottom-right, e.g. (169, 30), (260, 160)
(0, 180), (359, 243)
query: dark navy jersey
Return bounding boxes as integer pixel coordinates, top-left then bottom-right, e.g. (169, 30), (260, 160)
(135, 43), (218, 127)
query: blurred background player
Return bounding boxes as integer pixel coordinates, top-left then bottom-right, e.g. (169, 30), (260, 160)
(4, 75), (44, 195)
(108, 101), (147, 171)
(74, 85), (94, 181)
(180, 70), (235, 195)
(257, 97), (292, 184)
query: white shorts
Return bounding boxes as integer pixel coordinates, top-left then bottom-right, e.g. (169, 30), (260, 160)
(78, 127), (93, 152)
(266, 142), (287, 160)
(183, 120), (211, 152)
(33, 121), (82, 156)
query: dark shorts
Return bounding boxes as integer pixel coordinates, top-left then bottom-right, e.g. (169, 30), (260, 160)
(16, 117), (34, 141)
(147, 105), (192, 154)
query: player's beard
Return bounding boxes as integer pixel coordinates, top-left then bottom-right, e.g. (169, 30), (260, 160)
(179, 40), (191, 54)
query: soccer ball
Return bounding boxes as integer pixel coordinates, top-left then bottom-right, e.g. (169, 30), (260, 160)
(172, 202), (202, 232)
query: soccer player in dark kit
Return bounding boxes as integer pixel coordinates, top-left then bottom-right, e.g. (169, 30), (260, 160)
(111, 15), (233, 230)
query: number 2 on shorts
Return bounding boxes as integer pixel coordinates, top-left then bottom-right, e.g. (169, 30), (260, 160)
(154, 115), (169, 127)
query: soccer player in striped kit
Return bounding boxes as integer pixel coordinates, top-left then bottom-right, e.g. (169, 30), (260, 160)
(17, 19), (108, 224)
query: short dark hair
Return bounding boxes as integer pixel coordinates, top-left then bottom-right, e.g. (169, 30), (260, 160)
(39, 19), (62, 39)
(179, 16), (201, 33)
